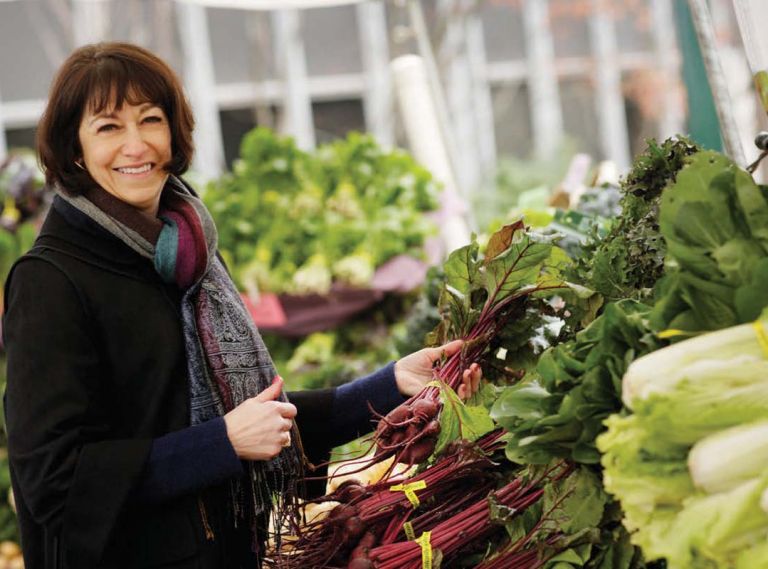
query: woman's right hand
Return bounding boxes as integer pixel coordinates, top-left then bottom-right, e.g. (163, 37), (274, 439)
(223, 376), (297, 461)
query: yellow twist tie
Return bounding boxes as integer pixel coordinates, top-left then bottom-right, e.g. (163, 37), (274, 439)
(389, 480), (427, 508)
(403, 521), (415, 541)
(754, 321), (768, 357)
(415, 531), (433, 569)
(658, 328), (687, 339)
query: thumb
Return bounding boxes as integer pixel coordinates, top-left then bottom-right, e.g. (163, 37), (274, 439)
(432, 339), (464, 360)
(255, 375), (283, 402)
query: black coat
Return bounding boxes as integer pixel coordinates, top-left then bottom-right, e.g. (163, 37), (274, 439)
(3, 203), (345, 569)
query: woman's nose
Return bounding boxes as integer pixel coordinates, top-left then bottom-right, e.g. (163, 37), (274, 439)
(121, 125), (149, 157)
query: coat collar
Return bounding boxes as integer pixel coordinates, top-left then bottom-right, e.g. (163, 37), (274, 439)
(35, 196), (155, 275)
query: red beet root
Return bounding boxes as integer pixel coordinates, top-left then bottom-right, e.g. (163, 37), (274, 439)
(402, 436), (437, 464)
(344, 516), (366, 540)
(423, 419), (441, 437)
(411, 399), (439, 421)
(347, 558), (373, 569)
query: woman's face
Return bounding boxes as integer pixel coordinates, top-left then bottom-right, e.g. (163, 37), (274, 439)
(78, 100), (172, 216)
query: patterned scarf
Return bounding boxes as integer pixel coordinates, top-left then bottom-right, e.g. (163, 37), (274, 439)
(56, 176), (302, 549)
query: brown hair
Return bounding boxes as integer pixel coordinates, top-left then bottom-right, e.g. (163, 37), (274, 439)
(37, 42), (195, 192)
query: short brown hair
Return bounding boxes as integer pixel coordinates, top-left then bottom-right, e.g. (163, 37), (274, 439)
(37, 42), (195, 192)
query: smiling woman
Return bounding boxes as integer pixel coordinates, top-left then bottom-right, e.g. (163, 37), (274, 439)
(36, 42), (194, 203)
(2, 42), (482, 569)
(78, 102), (172, 217)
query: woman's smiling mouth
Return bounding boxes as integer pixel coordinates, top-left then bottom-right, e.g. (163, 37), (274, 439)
(115, 163), (154, 175)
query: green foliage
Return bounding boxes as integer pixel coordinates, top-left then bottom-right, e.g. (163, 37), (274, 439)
(430, 380), (495, 457)
(489, 466), (647, 569)
(652, 150), (768, 333)
(428, 221), (564, 350)
(568, 137), (700, 303)
(204, 128), (439, 294)
(491, 300), (660, 465)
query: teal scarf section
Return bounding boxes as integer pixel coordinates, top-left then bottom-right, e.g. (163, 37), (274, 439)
(154, 215), (178, 284)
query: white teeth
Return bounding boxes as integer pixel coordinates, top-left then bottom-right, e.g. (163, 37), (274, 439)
(117, 164), (152, 174)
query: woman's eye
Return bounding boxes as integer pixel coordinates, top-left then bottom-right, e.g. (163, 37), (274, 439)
(143, 115), (163, 124)
(97, 124), (118, 133)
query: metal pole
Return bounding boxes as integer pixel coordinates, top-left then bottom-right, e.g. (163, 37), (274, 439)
(523, 0), (563, 160)
(465, 1), (497, 186)
(72, 0), (111, 46)
(407, 0), (464, 200)
(687, 0), (746, 164)
(392, 55), (471, 257)
(356, 0), (394, 147)
(651, 0), (686, 139)
(272, 9), (315, 150)
(176, 0), (226, 178)
(589, 0), (631, 172)
(440, 0), (480, 196)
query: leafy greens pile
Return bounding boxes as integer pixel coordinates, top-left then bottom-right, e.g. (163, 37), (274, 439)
(204, 128), (438, 295)
(491, 300), (660, 466)
(594, 148), (768, 568)
(597, 318), (768, 568)
(652, 150), (768, 333)
(568, 137), (699, 302)
(399, 222), (653, 568)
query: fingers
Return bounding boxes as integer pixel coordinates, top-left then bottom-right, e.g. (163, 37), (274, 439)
(469, 363), (482, 392)
(255, 375), (284, 402)
(277, 402), (297, 419)
(281, 431), (292, 448)
(457, 363), (482, 401)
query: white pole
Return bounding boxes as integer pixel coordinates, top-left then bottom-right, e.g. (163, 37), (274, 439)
(440, 0), (481, 196)
(589, 0), (631, 172)
(392, 55), (471, 257)
(407, 0), (464, 201)
(272, 9), (315, 150)
(72, 0), (111, 46)
(356, 0), (394, 147)
(688, 0), (746, 164)
(731, 0), (768, 73)
(465, 3), (497, 183)
(523, 0), (563, 160)
(176, 0), (226, 179)
(651, 0), (685, 139)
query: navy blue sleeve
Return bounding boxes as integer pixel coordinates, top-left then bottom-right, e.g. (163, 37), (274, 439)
(330, 361), (407, 438)
(136, 417), (243, 503)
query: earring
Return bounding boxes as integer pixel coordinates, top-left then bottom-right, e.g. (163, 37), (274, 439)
(75, 159), (85, 170)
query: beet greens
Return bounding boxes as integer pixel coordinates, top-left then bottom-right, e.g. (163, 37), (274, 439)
(368, 221), (564, 469)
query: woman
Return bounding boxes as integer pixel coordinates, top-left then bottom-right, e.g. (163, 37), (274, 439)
(2, 43), (480, 569)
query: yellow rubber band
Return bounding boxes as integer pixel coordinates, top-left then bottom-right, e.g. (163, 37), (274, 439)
(415, 531), (432, 569)
(658, 328), (687, 339)
(403, 521), (415, 541)
(754, 321), (768, 357)
(389, 480), (427, 508)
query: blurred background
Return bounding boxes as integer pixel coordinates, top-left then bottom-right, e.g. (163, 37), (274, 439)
(1, 1), (765, 184)
(0, 0), (766, 561)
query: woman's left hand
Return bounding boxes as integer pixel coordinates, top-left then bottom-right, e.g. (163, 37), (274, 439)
(394, 339), (482, 399)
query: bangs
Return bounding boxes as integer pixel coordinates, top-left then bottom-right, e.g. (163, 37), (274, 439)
(38, 42), (195, 190)
(82, 56), (171, 115)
